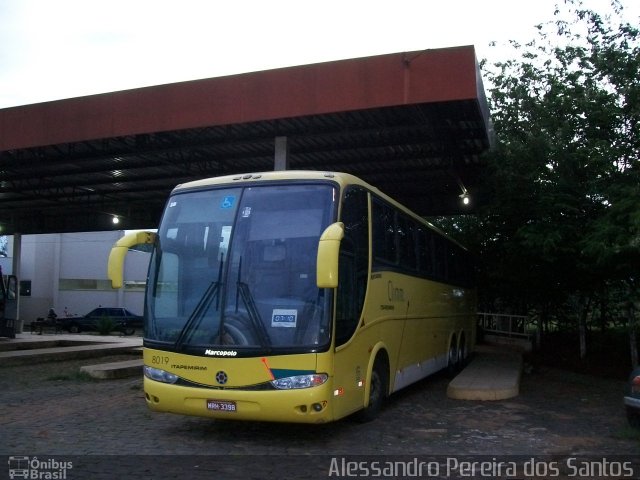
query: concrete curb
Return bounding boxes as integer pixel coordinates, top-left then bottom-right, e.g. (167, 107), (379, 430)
(0, 333), (143, 366)
(0, 343), (140, 366)
(80, 359), (144, 379)
(447, 349), (523, 401)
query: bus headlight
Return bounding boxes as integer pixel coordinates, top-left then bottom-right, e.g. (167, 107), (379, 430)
(144, 366), (178, 384)
(270, 373), (328, 390)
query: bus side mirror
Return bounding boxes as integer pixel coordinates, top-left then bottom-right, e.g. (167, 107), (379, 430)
(316, 222), (344, 289)
(108, 231), (157, 289)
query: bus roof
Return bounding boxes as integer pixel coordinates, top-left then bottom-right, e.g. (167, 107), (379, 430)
(173, 170), (367, 192)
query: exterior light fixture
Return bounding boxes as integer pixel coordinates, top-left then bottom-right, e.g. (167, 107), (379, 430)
(452, 173), (471, 207)
(112, 216), (120, 225)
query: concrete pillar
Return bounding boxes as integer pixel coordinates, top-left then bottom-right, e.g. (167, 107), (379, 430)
(52, 234), (61, 310)
(274, 136), (289, 171)
(118, 233), (125, 306)
(11, 233), (22, 332)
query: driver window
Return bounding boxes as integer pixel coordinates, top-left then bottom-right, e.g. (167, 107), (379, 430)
(335, 187), (369, 346)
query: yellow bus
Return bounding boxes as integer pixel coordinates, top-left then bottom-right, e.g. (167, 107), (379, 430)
(108, 171), (476, 423)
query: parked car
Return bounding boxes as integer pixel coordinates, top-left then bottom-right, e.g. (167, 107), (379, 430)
(60, 307), (142, 335)
(625, 366), (640, 429)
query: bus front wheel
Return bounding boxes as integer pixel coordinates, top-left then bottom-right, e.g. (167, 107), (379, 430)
(355, 355), (389, 423)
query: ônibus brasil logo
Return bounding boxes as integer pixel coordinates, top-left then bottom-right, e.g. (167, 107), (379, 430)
(8, 456), (73, 479)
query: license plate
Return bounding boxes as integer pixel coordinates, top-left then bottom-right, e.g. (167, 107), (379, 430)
(207, 399), (237, 412)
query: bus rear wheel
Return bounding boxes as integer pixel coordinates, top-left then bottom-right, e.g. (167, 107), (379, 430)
(447, 336), (459, 377)
(355, 356), (388, 423)
(458, 334), (468, 368)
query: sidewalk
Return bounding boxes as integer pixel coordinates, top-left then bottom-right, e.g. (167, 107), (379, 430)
(0, 332), (142, 366)
(447, 345), (523, 400)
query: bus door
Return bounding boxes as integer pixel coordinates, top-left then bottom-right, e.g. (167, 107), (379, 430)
(331, 188), (370, 418)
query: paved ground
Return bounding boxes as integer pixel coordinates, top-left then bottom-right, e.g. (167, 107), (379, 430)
(1, 344), (638, 479)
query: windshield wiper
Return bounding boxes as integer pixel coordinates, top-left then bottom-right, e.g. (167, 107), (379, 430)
(174, 281), (220, 351)
(234, 257), (271, 348)
(174, 253), (224, 350)
(236, 282), (271, 347)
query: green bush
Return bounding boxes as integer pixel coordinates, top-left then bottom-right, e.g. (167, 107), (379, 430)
(97, 317), (115, 335)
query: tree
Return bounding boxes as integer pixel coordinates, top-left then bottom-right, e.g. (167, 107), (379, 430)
(476, 0), (639, 365)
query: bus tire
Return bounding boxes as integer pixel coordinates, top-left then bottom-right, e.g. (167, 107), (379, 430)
(354, 354), (389, 423)
(447, 335), (459, 377)
(458, 333), (468, 368)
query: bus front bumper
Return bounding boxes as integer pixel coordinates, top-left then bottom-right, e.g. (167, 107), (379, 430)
(144, 377), (335, 423)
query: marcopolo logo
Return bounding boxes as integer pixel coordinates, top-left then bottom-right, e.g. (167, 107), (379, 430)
(8, 456), (73, 479)
(204, 349), (237, 357)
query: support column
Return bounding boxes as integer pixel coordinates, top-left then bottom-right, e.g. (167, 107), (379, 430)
(118, 234), (125, 306)
(52, 234), (61, 311)
(274, 136), (289, 171)
(11, 233), (22, 332)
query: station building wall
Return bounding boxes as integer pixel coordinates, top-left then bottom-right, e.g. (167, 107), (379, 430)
(0, 231), (150, 327)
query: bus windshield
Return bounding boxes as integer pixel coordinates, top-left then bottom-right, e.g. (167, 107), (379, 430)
(145, 183), (336, 354)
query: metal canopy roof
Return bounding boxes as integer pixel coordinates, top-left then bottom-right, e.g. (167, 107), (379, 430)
(0, 45), (492, 235)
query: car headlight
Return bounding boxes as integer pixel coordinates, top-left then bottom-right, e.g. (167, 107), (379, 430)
(270, 373), (328, 390)
(144, 366), (178, 384)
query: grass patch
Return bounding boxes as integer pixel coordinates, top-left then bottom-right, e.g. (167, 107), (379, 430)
(97, 317), (116, 335)
(614, 426), (640, 442)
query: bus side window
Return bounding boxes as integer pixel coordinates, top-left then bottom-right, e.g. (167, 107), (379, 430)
(433, 236), (447, 280)
(398, 214), (417, 271)
(417, 226), (434, 276)
(372, 200), (397, 266)
(335, 188), (369, 346)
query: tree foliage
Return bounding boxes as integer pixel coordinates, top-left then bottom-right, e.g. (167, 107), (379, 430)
(441, 0), (640, 366)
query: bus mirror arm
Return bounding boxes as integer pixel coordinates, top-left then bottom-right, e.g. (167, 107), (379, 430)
(108, 231), (157, 289)
(316, 222), (344, 289)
